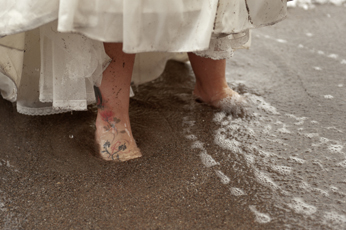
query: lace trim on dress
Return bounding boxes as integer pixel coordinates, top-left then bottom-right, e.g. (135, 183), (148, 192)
(194, 29), (250, 60)
(17, 104), (69, 116)
(17, 99), (97, 116)
(52, 100), (89, 111)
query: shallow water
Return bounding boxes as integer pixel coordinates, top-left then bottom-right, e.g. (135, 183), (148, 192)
(1, 5), (345, 229)
(181, 5), (346, 226)
(183, 86), (346, 229)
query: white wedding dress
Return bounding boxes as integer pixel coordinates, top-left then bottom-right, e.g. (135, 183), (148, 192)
(0, 0), (287, 115)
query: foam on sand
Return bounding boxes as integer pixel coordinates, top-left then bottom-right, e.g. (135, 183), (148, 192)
(214, 170), (231, 184)
(249, 206), (271, 224)
(288, 198), (317, 216)
(230, 187), (246, 196)
(323, 211), (346, 229)
(199, 151), (220, 168)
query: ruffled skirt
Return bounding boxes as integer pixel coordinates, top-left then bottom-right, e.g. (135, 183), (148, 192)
(0, 0), (287, 115)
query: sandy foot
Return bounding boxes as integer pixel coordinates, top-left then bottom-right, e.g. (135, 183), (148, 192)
(193, 86), (249, 117)
(95, 110), (142, 161)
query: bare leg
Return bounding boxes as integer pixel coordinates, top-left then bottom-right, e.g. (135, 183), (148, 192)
(188, 53), (246, 115)
(95, 43), (141, 161)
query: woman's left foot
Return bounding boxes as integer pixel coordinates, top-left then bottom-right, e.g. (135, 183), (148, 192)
(193, 85), (248, 116)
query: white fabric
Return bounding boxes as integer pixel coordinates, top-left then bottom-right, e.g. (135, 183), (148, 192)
(0, 0), (287, 115)
(15, 23), (110, 115)
(57, 0), (218, 53)
(0, 33), (25, 102)
(214, 0), (287, 34)
(0, 72), (17, 102)
(39, 22), (109, 110)
(0, 0), (58, 36)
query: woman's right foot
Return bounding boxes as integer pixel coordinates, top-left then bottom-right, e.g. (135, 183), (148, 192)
(95, 109), (141, 161)
(94, 43), (139, 161)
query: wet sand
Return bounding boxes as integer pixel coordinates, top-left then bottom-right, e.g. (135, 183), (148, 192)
(1, 5), (346, 229)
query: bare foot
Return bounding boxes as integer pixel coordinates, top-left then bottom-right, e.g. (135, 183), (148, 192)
(188, 52), (249, 116)
(94, 43), (141, 161)
(95, 110), (141, 161)
(193, 85), (248, 117)
(193, 84), (244, 107)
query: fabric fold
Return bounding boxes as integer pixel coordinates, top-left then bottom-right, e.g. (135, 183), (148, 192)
(0, 0), (288, 115)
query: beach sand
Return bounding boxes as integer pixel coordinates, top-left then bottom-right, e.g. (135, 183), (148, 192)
(1, 5), (346, 229)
